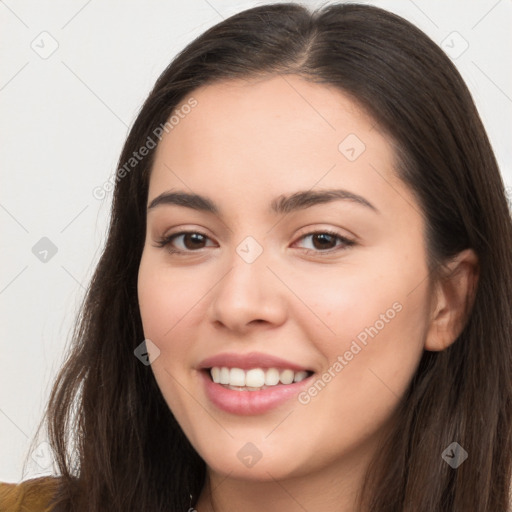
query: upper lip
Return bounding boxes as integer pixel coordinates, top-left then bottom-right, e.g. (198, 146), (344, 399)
(198, 352), (313, 372)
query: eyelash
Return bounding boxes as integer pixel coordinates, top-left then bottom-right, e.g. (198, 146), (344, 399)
(154, 229), (356, 256)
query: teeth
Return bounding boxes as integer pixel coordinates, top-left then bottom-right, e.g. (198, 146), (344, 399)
(219, 367), (230, 385)
(246, 368), (265, 388)
(279, 369), (294, 385)
(230, 368), (245, 387)
(209, 367), (311, 389)
(264, 368), (280, 386)
(294, 371), (309, 383)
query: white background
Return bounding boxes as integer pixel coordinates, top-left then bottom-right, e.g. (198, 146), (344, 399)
(1, 0), (511, 482)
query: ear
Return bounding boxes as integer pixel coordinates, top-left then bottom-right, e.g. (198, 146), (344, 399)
(424, 248), (479, 352)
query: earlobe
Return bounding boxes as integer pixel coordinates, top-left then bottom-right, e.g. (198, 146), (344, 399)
(424, 248), (479, 352)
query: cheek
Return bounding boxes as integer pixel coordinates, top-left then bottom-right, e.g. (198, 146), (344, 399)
(137, 260), (198, 420)
(137, 258), (201, 342)
(302, 256), (429, 406)
(293, 290), (427, 470)
(137, 257), (208, 419)
(292, 263), (404, 346)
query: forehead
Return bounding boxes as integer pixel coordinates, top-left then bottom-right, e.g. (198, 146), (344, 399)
(147, 75), (411, 219)
(162, 75), (376, 153)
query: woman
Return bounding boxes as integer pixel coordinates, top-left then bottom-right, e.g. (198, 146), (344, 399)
(2, 2), (511, 511)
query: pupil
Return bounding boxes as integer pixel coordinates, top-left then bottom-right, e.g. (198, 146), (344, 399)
(185, 233), (205, 249)
(314, 233), (334, 250)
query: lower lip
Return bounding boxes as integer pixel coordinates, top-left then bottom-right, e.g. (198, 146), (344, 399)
(200, 370), (313, 415)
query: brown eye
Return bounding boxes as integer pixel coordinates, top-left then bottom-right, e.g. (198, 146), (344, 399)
(296, 230), (355, 254)
(179, 233), (208, 250)
(155, 231), (215, 254)
(310, 233), (338, 250)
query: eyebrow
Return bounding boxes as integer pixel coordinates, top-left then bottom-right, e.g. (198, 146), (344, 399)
(147, 188), (379, 215)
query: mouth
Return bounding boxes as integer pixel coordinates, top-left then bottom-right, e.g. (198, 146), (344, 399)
(205, 366), (315, 391)
(199, 366), (316, 415)
(197, 352), (317, 414)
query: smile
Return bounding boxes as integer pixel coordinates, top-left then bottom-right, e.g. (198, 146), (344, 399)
(209, 367), (312, 390)
(198, 351), (316, 414)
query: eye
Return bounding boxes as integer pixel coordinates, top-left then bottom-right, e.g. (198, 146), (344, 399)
(153, 229), (355, 256)
(154, 231), (215, 254)
(293, 230), (355, 255)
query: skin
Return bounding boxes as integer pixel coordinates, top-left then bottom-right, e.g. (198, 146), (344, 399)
(137, 74), (478, 512)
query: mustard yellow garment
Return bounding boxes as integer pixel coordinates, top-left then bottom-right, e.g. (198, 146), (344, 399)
(0, 476), (60, 512)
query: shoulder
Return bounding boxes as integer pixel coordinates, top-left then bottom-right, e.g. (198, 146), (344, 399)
(0, 476), (61, 512)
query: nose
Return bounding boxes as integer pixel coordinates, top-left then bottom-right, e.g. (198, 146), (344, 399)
(207, 249), (288, 334)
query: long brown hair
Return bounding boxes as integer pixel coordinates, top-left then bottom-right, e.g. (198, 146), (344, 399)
(24, 3), (512, 511)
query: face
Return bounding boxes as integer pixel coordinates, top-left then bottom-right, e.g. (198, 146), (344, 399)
(137, 75), (433, 482)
